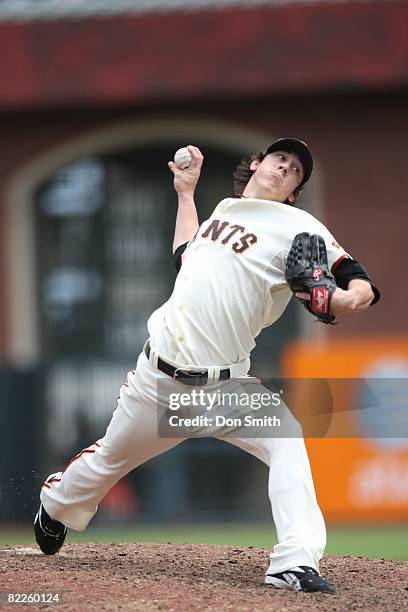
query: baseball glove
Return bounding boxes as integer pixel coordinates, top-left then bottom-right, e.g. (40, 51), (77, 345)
(285, 232), (337, 324)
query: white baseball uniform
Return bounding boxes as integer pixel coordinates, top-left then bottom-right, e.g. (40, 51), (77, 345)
(41, 196), (350, 575)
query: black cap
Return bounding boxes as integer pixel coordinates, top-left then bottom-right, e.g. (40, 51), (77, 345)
(264, 138), (313, 188)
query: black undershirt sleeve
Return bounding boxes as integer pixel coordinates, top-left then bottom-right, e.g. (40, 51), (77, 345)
(333, 258), (380, 305)
(174, 242), (189, 272)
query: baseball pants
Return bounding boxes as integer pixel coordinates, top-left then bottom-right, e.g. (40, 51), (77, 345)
(40, 349), (326, 575)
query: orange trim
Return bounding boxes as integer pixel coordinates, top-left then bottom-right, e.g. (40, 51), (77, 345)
(43, 440), (102, 486)
(63, 448), (96, 472)
(331, 254), (350, 272)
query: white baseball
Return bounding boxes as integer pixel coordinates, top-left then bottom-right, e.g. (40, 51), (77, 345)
(174, 147), (193, 170)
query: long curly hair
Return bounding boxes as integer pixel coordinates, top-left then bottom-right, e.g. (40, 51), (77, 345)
(233, 151), (265, 196)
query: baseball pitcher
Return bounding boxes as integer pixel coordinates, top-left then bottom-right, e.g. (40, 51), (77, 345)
(34, 139), (380, 594)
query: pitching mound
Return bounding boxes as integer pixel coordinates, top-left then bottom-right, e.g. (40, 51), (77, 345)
(1, 543), (407, 611)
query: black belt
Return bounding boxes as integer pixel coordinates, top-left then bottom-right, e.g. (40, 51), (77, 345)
(144, 340), (230, 385)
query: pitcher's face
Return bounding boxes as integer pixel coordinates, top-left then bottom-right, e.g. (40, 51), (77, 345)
(248, 150), (304, 203)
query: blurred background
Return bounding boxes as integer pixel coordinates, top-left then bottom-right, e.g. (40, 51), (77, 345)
(0, 0), (407, 559)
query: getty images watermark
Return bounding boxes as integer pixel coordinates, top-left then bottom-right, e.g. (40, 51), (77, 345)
(167, 388), (282, 429)
(156, 379), (295, 438)
(156, 377), (408, 440)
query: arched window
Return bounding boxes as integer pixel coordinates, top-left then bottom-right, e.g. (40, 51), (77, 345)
(35, 143), (300, 367)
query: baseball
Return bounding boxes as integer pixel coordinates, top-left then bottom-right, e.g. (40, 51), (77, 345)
(174, 147), (192, 170)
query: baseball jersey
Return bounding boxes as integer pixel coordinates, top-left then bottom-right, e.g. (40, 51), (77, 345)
(147, 197), (352, 367)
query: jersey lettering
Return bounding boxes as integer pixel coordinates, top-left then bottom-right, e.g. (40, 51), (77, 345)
(221, 224), (245, 244)
(201, 219), (258, 254)
(232, 233), (258, 254)
(201, 220), (229, 241)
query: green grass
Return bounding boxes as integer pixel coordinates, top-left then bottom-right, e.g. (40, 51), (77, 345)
(1, 524), (407, 561)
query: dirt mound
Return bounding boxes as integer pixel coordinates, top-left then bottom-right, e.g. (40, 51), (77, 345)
(1, 543), (407, 611)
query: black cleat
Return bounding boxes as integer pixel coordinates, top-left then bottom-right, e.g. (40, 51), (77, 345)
(34, 502), (67, 555)
(266, 565), (335, 594)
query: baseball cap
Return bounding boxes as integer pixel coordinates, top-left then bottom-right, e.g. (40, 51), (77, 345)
(264, 138), (313, 188)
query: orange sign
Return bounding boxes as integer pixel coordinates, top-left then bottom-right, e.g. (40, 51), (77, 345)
(282, 337), (408, 522)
